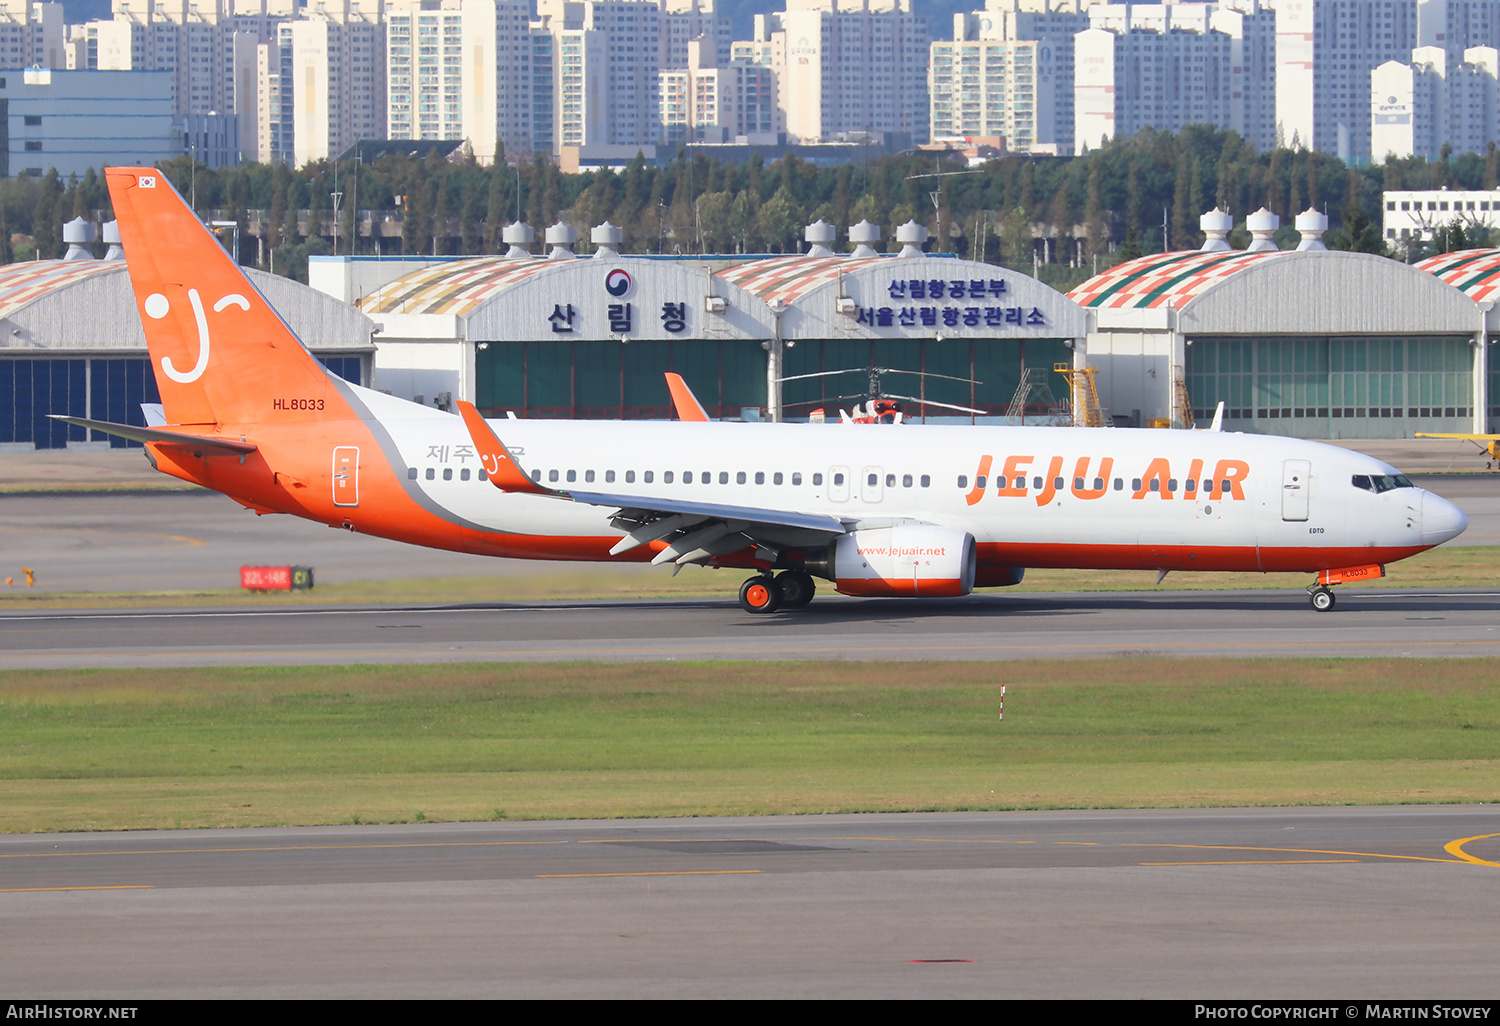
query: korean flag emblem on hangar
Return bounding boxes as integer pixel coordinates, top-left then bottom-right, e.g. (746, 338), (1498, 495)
(605, 268), (633, 298)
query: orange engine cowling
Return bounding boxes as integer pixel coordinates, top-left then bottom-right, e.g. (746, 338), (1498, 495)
(831, 526), (978, 597)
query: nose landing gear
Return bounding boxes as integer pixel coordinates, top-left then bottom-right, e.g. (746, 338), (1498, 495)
(1308, 585), (1336, 612)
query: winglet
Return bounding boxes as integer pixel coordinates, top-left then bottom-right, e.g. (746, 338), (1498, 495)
(1208, 401), (1225, 432)
(665, 372), (710, 422)
(455, 400), (560, 496)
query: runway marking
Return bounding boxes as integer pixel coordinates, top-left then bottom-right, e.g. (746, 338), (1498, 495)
(1443, 833), (1500, 867)
(722, 836), (1038, 845)
(0, 840), (567, 860)
(536, 870), (762, 879)
(1125, 843), (1472, 865)
(0, 525), (204, 547)
(1140, 859), (1360, 866)
(0, 885), (154, 893)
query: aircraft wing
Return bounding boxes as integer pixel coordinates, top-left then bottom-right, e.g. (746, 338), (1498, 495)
(49, 415), (258, 456)
(1414, 433), (1500, 440)
(456, 401), (847, 565)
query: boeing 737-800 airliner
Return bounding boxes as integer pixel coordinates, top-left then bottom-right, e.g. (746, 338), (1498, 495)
(58, 168), (1468, 613)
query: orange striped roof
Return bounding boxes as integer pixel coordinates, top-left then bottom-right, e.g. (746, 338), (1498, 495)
(0, 259), (122, 320)
(358, 258), (561, 316)
(1067, 249), (1288, 309)
(1414, 248), (1500, 304)
(714, 255), (887, 305)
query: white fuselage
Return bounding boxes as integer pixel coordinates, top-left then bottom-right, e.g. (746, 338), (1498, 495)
(349, 385), (1467, 572)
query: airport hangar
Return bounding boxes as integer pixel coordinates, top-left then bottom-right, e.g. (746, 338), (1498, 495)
(311, 219), (1090, 426)
(1071, 208), (1496, 439)
(3, 211), (1496, 448)
(0, 218), (376, 451)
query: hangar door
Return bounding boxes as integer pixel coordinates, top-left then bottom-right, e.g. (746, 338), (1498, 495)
(1185, 336), (1473, 439)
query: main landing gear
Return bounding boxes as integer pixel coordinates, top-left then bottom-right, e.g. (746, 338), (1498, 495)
(1308, 585), (1336, 612)
(738, 570), (816, 614)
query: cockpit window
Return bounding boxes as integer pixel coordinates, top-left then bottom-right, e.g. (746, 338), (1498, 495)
(1353, 474), (1414, 493)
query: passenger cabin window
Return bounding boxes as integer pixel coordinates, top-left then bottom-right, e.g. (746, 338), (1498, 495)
(460, 468), (471, 481)
(644, 471), (654, 483)
(426, 468), (436, 480)
(773, 472), (783, 485)
(957, 475), (968, 489)
(605, 470), (615, 483)
(810, 473), (820, 486)
(443, 468), (453, 481)
(920, 475), (930, 488)
(408, 467), (418, 479)
(585, 470), (595, 483)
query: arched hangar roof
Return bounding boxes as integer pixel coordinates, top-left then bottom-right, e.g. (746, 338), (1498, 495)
(0, 259), (375, 352)
(359, 257), (560, 316)
(1069, 249), (1476, 334)
(1415, 248), (1500, 304)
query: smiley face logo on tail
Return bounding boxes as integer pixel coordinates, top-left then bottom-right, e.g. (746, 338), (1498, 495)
(143, 289), (251, 384)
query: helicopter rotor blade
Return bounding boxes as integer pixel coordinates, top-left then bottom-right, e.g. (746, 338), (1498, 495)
(881, 393), (988, 415)
(773, 367), (871, 384)
(873, 368), (984, 386)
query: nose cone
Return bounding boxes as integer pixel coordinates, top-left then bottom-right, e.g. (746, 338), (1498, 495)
(1421, 491), (1468, 546)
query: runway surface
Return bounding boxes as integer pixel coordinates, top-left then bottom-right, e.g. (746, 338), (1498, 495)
(1, 587), (1497, 667)
(2, 807), (1497, 998)
(0, 473), (1496, 596)
(4, 478), (1499, 998)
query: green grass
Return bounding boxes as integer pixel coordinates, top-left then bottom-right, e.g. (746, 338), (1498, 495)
(0, 659), (1495, 832)
(1, 545), (1495, 610)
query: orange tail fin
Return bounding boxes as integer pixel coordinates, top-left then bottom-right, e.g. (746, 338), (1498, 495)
(105, 167), (335, 428)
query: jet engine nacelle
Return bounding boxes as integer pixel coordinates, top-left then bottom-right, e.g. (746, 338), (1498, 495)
(831, 525), (977, 597)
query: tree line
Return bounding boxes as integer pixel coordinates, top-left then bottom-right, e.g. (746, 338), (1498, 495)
(6, 127), (1498, 284)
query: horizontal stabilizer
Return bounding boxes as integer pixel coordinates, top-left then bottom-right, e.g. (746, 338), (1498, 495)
(48, 415), (258, 456)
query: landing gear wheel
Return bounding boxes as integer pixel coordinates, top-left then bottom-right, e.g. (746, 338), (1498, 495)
(739, 575), (781, 614)
(774, 570), (816, 609)
(1309, 587), (1336, 612)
